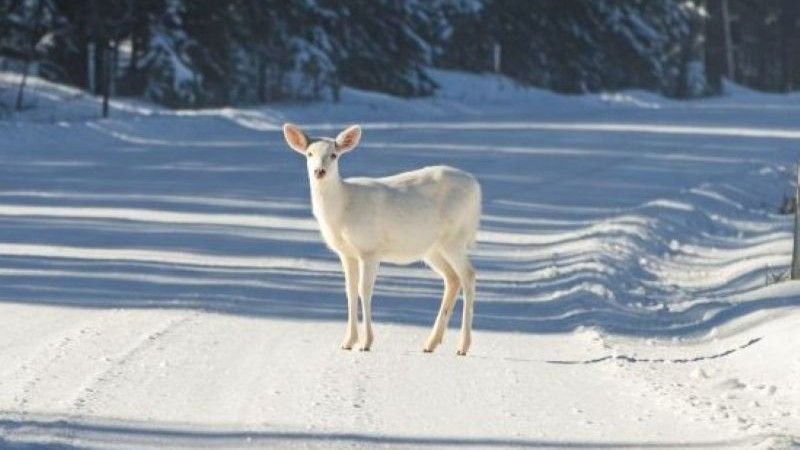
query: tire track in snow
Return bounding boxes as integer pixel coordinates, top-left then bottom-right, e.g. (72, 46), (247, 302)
(348, 359), (373, 428)
(10, 311), (123, 412)
(14, 334), (77, 411)
(69, 312), (199, 414)
(310, 351), (377, 431)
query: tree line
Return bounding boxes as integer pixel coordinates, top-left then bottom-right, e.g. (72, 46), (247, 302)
(0, 0), (798, 112)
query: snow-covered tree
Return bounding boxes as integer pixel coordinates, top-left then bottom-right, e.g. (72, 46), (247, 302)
(439, 0), (708, 97)
(324, 0), (439, 97)
(139, 0), (203, 107)
(8, 0), (799, 107)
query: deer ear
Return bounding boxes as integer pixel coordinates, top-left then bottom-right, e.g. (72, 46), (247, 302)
(283, 123), (309, 154)
(335, 125), (361, 153)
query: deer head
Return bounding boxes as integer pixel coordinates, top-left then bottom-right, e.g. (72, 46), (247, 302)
(283, 123), (362, 182)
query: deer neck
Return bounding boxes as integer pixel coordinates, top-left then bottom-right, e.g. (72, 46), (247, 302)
(310, 174), (346, 225)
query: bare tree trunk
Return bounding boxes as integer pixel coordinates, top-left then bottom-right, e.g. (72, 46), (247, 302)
(721, 0), (735, 82)
(110, 39), (118, 97)
(15, 56), (32, 111)
(101, 42), (109, 117)
(703, 0), (725, 93)
(88, 42), (96, 94)
(792, 165), (800, 279)
(15, 0), (44, 111)
(102, 40), (116, 118)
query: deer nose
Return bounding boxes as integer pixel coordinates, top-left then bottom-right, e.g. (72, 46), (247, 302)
(314, 168), (327, 179)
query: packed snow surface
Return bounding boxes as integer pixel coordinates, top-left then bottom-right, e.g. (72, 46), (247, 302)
(0, 71), (799, 449)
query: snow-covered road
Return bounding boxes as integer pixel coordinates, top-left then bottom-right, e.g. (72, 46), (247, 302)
(0, 71), (799, 449)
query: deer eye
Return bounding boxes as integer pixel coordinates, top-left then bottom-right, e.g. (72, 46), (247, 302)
(306, 152), (312, 158)
(330, 153), (337, 160)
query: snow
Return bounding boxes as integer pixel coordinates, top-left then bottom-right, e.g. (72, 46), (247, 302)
(1, 70), (800, 449)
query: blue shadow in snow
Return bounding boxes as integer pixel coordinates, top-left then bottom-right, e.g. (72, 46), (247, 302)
(0, 415), (763, 449)
(0, 254), (798, 338)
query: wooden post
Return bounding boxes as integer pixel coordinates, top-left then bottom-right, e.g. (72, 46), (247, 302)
(792, 164), (800, 279)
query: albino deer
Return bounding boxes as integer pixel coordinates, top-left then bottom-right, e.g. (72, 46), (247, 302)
(283, 123), (481, 355)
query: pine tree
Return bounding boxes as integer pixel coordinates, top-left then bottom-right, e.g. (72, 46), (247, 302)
(323, 0), (438, 97)
(439, 0), (707, 97)
(7, 0), (798, 108)
(138, 0), (203, 107)
(1, 0), (62, 110)
(725, 0), (800, 92)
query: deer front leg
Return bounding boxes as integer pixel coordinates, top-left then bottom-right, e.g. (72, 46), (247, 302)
(340, 255), (359, 350)
(357, 256), (379, 351)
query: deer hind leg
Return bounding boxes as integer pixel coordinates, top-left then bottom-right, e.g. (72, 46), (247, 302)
(441, 245), (476, 356)
(423, 251), (460, 353)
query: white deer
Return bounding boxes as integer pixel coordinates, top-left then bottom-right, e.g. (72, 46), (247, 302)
(283, 123), (481, 355)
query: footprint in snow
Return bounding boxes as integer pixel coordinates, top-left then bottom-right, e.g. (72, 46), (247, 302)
(715, 378), (746, 390)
